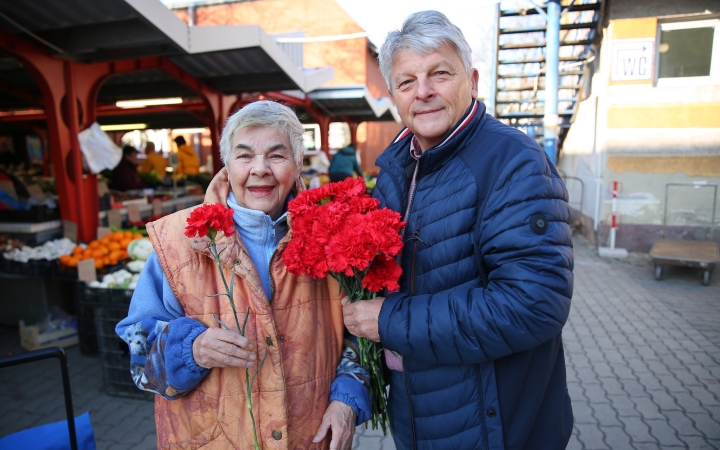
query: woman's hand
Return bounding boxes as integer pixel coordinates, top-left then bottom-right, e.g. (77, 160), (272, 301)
(312, 400), (356, 450)
(192, 327), (256, 369)
(204, 167), (230, 204)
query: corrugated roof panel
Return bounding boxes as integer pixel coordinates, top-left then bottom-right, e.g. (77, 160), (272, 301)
(171, 48), (278, 78)
(0, 0), (137, 32)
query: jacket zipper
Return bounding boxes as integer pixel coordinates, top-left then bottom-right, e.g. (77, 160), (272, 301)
(477, 366), (490, 449)
(402, 358), (417, 450)
(409, 229), (427, 295)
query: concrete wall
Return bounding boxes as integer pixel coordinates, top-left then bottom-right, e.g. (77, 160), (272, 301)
(558, 13), (720, 252)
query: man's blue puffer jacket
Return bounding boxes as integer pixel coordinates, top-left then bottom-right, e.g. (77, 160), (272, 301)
(374, 101), (574, 450)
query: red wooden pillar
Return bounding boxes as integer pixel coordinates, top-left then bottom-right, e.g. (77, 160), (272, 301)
(201, 92), (238, 174)
(317, 116), (331, 161)
(344, 118), (358, 147)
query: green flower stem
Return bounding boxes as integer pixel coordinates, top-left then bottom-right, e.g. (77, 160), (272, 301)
(209, 238), (263, 450)
(336, 275), (389, 434)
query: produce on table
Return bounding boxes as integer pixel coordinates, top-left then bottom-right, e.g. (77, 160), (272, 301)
(125, 259), (146, 273)
(0, 235), (25, 252)
(88, 269), (141, 289)
(58, 230), (142, 269)
(3, 237), (76, 263)
(127, 237), (153, 261)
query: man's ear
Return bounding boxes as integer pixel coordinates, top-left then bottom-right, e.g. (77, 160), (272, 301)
(471, 68), (479, 99)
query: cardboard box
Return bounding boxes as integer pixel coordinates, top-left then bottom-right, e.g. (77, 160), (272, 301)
(19, 320), (79, 351)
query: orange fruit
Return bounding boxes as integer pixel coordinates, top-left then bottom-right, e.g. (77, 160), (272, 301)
(88, 241), (100, 249)
(123, 231), (133, 239)
(66, 257), (79, 267)
(91, 250), (104, 259)
(118, 250), (129, 260)
(132, 233), (144, 240)
(72, 245), (84, 255)
(59, 255), (71, 265)
(98, 246), (109, 256)
(120, 238), (132, 249)
(111, 231), (124, 241)
(108, 242), (121, 251)
(94, 258), (104, 269)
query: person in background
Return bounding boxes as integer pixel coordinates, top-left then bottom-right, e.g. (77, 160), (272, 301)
(341, 10), (574, 450)
(173, 135), (200, 176)
(116, 101), (369, 449)
(328, 145), (363, 182)
(138, 141), (167, 176)
(109, 146), (145, 191)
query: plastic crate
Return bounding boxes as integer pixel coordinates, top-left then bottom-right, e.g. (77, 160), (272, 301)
(0, 254), (53, 277)
(74, 281), (134, 356)
(0, 205), (60, 223)
(95, 305), (153, 400)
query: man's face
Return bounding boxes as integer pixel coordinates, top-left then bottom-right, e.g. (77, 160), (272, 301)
(226, 126), (300, 220)
(388, 43), (479, 151)
(126, 151), (140, 165)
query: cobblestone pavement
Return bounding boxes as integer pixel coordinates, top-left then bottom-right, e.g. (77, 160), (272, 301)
(0, 235), (717, 449)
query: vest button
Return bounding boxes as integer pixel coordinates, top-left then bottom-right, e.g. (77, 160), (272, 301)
(486, 408), (497, 418)
(272, 430), (282, 440)
(278, 335), (285, 341)
(266, 337), (273, 346)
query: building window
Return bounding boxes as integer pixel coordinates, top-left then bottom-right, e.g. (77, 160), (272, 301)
(658, 20), (720, 79)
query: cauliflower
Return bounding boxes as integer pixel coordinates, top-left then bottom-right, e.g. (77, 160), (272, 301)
(127, 238), (153, 261)
(126, 260), (146, 273)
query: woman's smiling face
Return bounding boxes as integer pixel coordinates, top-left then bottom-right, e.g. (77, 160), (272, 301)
(226, 126), (300, 220)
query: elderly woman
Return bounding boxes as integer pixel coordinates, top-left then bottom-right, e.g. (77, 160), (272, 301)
(116, 101), (370, 449)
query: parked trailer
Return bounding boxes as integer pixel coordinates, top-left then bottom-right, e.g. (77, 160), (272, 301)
(650, 183), (718, 286)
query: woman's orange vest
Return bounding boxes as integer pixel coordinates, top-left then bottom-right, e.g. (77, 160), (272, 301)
(146, 205), (344, 449)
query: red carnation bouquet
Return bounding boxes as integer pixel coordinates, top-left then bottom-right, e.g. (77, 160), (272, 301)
(185, 202), (266, 450)
(283, 177), (405, 433)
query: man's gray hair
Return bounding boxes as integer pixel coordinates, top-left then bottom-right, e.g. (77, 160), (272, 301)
(220, 100), (304, 166)
(379, 10), (473, 90)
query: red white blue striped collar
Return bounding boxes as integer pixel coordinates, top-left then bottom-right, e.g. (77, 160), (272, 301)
(393, 100), (480, 148)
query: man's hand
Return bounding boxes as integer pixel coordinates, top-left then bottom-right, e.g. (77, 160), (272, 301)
(204, 167), (229, 204)
(341, 296), (383, 342)
(192, 327), (256, 369)
(312, 400), (356, 450)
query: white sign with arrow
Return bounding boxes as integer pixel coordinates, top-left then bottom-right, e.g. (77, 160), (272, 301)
(611, 40), (655, 81)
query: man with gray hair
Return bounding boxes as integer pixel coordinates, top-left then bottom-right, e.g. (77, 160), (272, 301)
(342, 10), (574, 449)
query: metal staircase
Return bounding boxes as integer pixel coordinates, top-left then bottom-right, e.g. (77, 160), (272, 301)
(490, 0), (604, 154)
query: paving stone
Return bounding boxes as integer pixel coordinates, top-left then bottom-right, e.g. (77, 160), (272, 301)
(590, 402), (622, 427)
(673, 392), (709, 414)
(648, 388), (682, 412)
(677, 435), (718, 449)
(657, 374), (691, 394)
(663, 410), (703, 437)
(632, 396), (664, 420)
(687, 412), (720, 440)
(572, 400), (597, 424)
(575, 423), (608, 449)
(644, 418), (684, 447)
(621, 379), (650, 398)
(598, 425), (631, 449)
(621, 416), (656, 444)
(608, 394), (641, 417)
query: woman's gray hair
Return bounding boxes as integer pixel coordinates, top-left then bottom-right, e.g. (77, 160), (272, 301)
(379, 10), (473, 90)
(220, 100), (304, 166)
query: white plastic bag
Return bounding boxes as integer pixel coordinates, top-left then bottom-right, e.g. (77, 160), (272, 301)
(78, 122), (122, 174)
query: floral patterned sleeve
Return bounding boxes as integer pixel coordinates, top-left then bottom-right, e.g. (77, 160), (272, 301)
(330, 335), (372, 425)
(116, 252), (210, 400)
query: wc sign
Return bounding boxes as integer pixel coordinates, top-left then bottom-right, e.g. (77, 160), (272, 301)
(611, 40), (655, 81)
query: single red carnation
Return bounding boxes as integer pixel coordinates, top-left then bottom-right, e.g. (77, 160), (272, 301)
(362, 253), (402, 292)
(184, 202), (235, 239)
